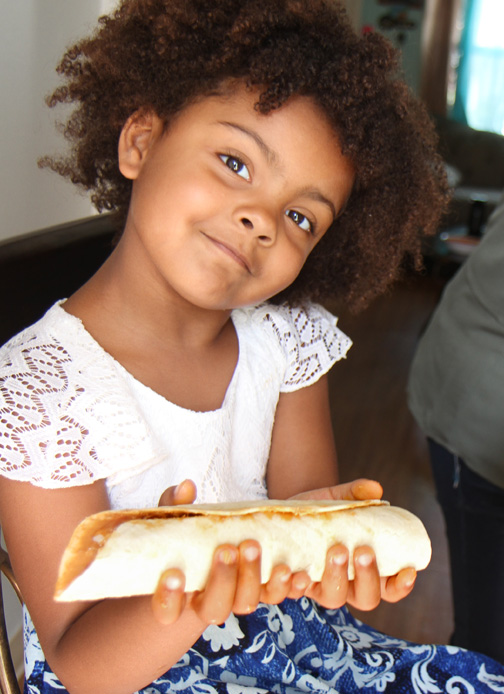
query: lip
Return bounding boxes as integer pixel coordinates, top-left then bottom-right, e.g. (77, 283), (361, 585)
(202, 232), (252, 273)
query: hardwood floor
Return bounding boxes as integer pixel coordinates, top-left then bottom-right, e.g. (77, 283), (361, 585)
(325, 272), (454, 645)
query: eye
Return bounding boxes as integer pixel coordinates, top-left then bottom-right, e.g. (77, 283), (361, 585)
(285, 209), (314, 234)
(219, 154), (251, 181)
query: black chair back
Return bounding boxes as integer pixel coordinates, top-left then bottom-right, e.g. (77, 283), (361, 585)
(0, 215), (116, 345)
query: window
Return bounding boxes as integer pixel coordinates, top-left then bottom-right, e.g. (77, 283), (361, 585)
(451, 0), (504, 134)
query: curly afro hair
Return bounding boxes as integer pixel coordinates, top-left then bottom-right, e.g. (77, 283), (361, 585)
(40, 0), (449, 310)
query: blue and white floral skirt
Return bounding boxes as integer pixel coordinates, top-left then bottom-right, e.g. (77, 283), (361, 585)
(25, 599), (504, 693)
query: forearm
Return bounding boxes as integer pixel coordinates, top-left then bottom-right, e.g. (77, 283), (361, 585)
(267, 378), (339, 498)
(50, 595), (207, 694)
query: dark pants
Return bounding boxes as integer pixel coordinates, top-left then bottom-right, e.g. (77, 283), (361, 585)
(428, 439), (504, 664)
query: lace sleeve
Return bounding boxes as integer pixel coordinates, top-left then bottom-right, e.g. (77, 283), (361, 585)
(259, 303), (352, 392)
(0, 305), (162, 489)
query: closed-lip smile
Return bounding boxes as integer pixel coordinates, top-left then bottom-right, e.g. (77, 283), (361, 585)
(202, 232), (252, 273)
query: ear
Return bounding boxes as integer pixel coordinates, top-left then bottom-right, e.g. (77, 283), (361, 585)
(118, 110), (163, 180)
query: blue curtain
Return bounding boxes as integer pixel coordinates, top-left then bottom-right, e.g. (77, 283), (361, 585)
(450, 0), (504, 133)
(450, 0), (477, 124)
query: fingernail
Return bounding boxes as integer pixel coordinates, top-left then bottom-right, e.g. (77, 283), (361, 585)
(243, 545), (260, 561)
(165, 574), (182, 590)
(357, 552), (373, 567)
(219, 548), (237, 565)
(293, 576), (308, 591)
(404, 570), (416, 587)
(330, 551), (347, 567)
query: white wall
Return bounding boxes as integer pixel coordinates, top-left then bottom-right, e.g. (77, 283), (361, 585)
(0, 1), (117, 243)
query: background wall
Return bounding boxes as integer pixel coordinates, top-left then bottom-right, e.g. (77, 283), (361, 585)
(0, 0), (116, 244)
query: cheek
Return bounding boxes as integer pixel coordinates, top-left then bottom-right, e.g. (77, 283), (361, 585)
(135, 158), (217, 210)
(161, 173), (225, 227)
(179, 181), (225, 215)
(264, 244), (310, 289)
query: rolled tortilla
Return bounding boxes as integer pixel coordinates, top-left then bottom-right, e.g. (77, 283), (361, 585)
(54, 499), (431, 602)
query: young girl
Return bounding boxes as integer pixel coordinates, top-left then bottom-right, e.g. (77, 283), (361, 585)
(1, 1), (503, 693)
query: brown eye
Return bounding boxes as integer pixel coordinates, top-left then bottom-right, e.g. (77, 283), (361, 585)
(219, 154), (250, 181)
(286, 209), (313, 234)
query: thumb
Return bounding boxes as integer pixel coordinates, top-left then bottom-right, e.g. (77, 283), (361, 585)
(292, 478), (383, 502)
(158, 479), (197, 507)
(346, 478), (383, 501)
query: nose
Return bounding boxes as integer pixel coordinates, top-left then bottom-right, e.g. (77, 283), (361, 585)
(235, 207), (277, 245)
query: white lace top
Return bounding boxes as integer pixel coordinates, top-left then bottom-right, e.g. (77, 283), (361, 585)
(0, 301), (351, 509)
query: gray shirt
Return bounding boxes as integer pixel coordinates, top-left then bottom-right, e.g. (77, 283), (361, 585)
(408, 192), (504, 489)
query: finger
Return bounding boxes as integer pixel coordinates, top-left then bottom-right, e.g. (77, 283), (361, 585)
(381, 568), (417, 603)
(287, 571), (311, 600)
(233, 541), (262, 615)
(347, 546), (381, 611)
(158, 479), (197, 507)
(151, 569), (186, 624)
(348, 479), (383, 501)
(306, 544), (349, 609)
(260, 564), (292, 605)
(191, 545), (239, 625)
(291, 478), (382, 502)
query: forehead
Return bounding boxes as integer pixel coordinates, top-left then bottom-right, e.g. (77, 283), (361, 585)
(179, 85), (341, 151)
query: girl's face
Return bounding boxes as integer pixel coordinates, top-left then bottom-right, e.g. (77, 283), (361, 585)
(119, 85), (355, 311)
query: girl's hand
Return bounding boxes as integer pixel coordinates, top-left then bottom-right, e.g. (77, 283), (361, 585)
(153, 540), (293, 626)
(152, 477), (416, 622)
(158, 478), (197, 507)
(298, 544), (417, 611)
(155, 482), (290, 625)
(151, 538), (416, 625)
(291, 477), (384, 502)
(290, 478), (417, 610)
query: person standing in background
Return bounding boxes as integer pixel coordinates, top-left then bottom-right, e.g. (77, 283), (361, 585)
(408, 191), (504, 664)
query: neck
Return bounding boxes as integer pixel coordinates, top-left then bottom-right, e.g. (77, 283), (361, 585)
(64, 232), (233, 354)
(63, 226), (241, 411)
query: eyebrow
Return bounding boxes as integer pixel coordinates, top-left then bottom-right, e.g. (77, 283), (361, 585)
(217, 120), (342, 221)
(218, 121), (278, 164)
(299, 189), (337, 222)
